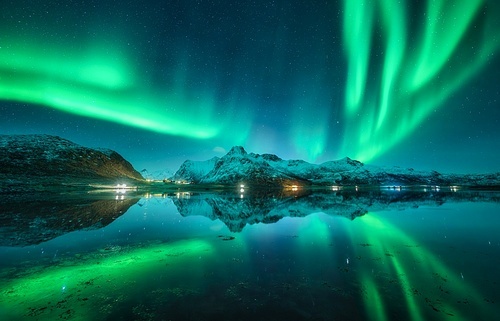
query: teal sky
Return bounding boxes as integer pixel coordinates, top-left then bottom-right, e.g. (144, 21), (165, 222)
(1, 0), (499, 173)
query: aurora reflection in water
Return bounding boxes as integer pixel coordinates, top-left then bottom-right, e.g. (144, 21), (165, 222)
(1, 190), (499, 320)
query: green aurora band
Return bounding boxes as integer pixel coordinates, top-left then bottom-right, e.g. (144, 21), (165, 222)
(340, 0), (500, 163)
(0, 36), (252, 143)
(291, 87), (332, 161)
(1, 0), (499, 161)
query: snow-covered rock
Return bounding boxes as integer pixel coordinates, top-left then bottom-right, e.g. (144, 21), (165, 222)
(172, 146), (500, 187)
(173, 146), (306, 186)
(140, 169), (174, 181)
(172, 156), (220, 183)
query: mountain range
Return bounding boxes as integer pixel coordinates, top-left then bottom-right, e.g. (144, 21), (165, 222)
(173, 146), (500, 187)
(1, 135), (499, 191)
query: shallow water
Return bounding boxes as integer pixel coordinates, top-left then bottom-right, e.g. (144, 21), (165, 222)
(1, 189), (499, 320)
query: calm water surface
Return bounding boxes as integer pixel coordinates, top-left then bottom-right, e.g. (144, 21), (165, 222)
(1, 189), (499, 320)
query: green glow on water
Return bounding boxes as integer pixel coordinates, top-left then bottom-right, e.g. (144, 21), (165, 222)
(360, 275), (388, 321)
(388, 255), (424, 321)
(350, 215), (425, 321)
(350, 213), (493, 320)
(0, 239), (214, 320)
(341, 0), (500, 162)
(298, 214), (331, 241)
(1, 202), (499, 320)
(295, 214), (333, 259)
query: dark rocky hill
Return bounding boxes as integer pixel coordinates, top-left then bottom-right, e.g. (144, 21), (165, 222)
(0, 134), (143, 191)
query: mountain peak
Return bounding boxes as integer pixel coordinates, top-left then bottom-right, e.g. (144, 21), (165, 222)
(226, 146), (247, 156)
(339, 156), (363, 167)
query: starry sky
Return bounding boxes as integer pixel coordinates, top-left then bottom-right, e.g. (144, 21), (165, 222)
(1, 0), (499, 173)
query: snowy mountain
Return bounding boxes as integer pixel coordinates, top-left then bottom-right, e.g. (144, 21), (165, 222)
(0, 134), (144, 190)
(172, 146), (306, 186)
(140, 168), (175, 181)
(172, 146), (500, 187)
(172, 156), (220, 183)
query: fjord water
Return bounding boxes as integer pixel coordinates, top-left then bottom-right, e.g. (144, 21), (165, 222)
(1, 190), (499, 320)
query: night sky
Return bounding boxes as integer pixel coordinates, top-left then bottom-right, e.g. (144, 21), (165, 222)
(1, 0), (499, 173)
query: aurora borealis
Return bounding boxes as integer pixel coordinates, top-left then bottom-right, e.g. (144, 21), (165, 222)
(1, 0), (499, 172)
(340, 0), (500, 165)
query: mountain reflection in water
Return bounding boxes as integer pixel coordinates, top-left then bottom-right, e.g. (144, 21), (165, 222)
(0, 189), (499, 321)
(171, 189), (500, 232)
(0, 193), (140, 246)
